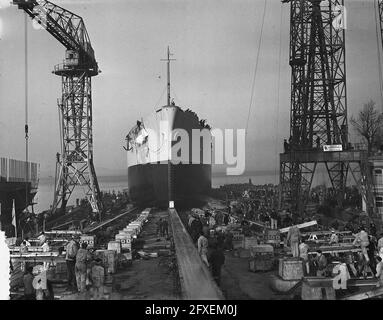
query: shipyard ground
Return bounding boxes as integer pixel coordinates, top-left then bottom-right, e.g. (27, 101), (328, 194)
(52, 209), (283, 300)
(57, 210), (179, 300)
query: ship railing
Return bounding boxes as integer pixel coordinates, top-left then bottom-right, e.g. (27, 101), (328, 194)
(0, 157), (40, 187)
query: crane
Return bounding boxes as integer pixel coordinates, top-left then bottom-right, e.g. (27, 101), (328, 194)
(13, 0), (103, 218)
(279, 0), (375, 217)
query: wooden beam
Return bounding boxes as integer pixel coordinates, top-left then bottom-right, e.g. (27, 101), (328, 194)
(169, 208), (224, 300)
(84, 207), (137, 233)
(279, 220), (317, 233)
(342, 286), (383, 300)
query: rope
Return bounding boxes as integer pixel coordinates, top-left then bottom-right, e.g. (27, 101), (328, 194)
(245, 0), (268, 136)
(25, 14), (29, 215)
(154, 85), (167, 110)
(374, 0), (383, 110)
(274, 4), (284, 185)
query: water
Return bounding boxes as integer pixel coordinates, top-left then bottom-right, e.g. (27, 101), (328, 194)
(33, 172), (278, 214)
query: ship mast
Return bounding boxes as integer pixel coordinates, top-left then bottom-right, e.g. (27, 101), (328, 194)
(161, 46), (176, 106)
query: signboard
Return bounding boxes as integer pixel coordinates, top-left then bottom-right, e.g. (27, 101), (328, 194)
(80, 235), (95, 248)
(266, 229), (280, 244)
(169, 201), (175, 209)
(323, 144), (343, 152)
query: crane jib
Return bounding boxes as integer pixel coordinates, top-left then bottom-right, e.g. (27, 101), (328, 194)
(13, 0), (98, 73)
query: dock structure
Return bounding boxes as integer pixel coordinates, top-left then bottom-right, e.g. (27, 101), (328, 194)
(169, 208), (224, 300)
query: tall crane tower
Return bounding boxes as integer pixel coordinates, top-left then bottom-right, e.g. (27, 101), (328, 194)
(13, 0), (103, 217)
(280, 0), (375, 217)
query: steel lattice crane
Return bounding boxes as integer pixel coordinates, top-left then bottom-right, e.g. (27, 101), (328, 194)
(280, 0), (375, 218)
(13, 0), (103, 217)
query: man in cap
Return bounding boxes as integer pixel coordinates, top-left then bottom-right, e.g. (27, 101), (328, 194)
(377, 233), (383, 260)
(353, 226), (370, 263)
(75, 242), (92, 294)
(287, 224), (301, 258)
(329, 230), (339, 245)
(91, 258), (105, 300)
(65, 235), (79, 291)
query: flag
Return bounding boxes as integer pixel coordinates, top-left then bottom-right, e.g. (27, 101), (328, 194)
(12, 199), (17, 238)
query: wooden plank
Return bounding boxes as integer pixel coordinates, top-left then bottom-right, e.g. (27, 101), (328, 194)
(45, 230), (82, 235)
(342, 286), (383, 300)
(10, 252), (61, 258)
(307, 247), (361, 255)
(279, 221), (317, 233)
(169, 208), (224, 300)
(84, 207), (137, 233)
(302, 230), (351, 237)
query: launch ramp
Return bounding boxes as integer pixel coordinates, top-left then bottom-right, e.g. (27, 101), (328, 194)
(169, 208), (224, 300)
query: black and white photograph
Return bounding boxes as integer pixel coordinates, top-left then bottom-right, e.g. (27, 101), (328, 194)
(1, 0), (383, 305)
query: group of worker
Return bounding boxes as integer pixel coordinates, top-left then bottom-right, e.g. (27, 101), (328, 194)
(197, 228), (226, 286)
(22, 233), (106, 300)
(65, 235), (105, 299)
(286, 224), (383, 287)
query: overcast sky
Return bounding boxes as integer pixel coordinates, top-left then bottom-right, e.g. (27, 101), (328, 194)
(0, 0), (382, 177)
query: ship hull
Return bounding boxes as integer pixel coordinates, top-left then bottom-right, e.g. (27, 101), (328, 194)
(126, 105), (212, 208)
(128, 163), (211, 207)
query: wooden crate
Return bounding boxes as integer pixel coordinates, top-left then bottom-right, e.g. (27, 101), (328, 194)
(301, 280), (336, 300)
(243, 237), (258, 249)
(107, 241), (122, 254)
(249, 255), (274, 272)
(278, 258), (304, 280)
(94, 250), (117, 274)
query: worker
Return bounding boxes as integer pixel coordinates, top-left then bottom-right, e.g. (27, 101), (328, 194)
(376, 256), (383, 287)
(23, 265), (35, 300)
(224, 231), (233, 251)
(223, 214), (229, 226)
(315, 250), (328, 276)
(287, 225), (301, 258)
(299, 239), (310, 275)
(75, 242), (92, 294)
(191, 216), (203, 243)
(161, 219), (169, 237)
(156, 218), (163, 237)
(378, 233), (383, 260)
(270, 210), (278, 229)
(197, 230), (209, 267)
(370, 222), (377, 237)
(65, 235), (79, 291)
(284, 139), (289, 153)
(91, 258), (105, 300)
(209, 243), (225, 286)
(329, 230), (339, 245)
(20, 240), (29, 254)
(353, 227), (370, 263)
(24, 237), (31, 247)
(316, 135), (320, 149)
(188, 213), (195, 228)
(41, 240), (50, 252)
(367, 235), (377, 274)
(37, 232), (46, 246)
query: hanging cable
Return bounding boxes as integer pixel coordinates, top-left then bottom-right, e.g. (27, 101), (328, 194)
(245, 0), (267, 136)
(274, 4), (284, 185)
(25, 14), (29, 214)
(154, 85), (167, 110)
(374, 0), (383, 109)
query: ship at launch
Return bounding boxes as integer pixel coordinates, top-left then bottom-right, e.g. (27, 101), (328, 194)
(125, 48), (212, 208)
